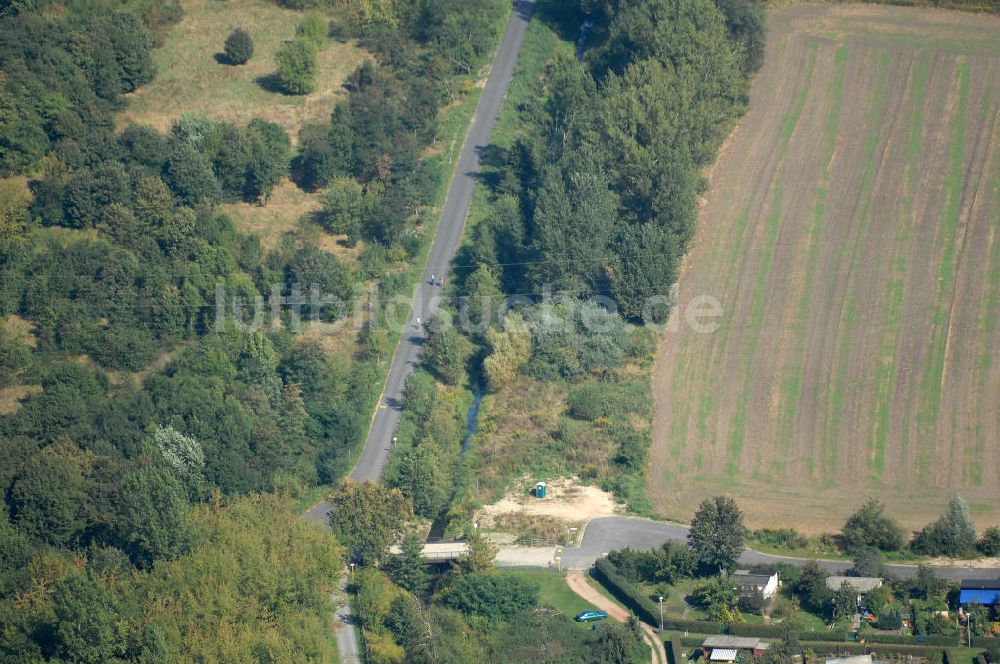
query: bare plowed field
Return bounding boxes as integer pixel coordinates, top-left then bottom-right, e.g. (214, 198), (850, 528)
(648, 5), (1000, 531)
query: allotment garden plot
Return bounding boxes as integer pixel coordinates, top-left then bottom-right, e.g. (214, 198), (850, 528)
(648, 4), (1000, 530)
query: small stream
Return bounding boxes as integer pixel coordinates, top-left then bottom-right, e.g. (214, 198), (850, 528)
(576, 20), (594, 61)
(427, 383), (485, 539)
(461, 383), (484, 455)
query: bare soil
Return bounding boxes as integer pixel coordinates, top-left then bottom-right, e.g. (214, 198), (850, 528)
(647, 4), (1000, 531)
(475, 477), (625, 528)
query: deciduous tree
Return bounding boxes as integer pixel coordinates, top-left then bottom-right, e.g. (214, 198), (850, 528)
(276, 39), (318, 95)
(385, 530), (430, 595)
(319, 176), (364, 241)
(328, 479), (411, 564)
(482, 313), (532, 390)
(832, 581), (856, 620)
(688, 495), (746, 573)
(841, 498), (904, 554)
(395, 437), (450, 519)
(456, 528), (497, 575)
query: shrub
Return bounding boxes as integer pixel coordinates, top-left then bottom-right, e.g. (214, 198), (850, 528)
(296, 13), (328, 47)
(750, 528), (810, 550)
(841, 498), (905, 553)
(567, 380), (648, 421)
(442, 573), (538, 623)
(977, 526), (1000, 556)
(661, 617), (725, 634)
(729, 623), (784, 638)
(875, 607), (903, 631)
(276, 39), (317, 95)
(869, 634), (956, 647)
(224, 28), (254, 64)
(801, 642), (948, 658)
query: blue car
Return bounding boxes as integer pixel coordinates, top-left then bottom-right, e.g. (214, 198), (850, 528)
(574, 609), (609, 623)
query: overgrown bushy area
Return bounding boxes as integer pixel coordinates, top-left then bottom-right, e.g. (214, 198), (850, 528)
(406, 0), (763, 516)
(0, 0), (511, 658)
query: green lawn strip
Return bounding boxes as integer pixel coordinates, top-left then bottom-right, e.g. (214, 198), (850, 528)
(694, 395), (715, 472)
(915, 60), (970, 472)
(783, 44), (849, 467)
(822, 48), (890, 478)
(462, 10), (569, 235)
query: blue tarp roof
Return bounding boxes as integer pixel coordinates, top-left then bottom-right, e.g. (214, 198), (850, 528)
(958, 589), (1000, 605)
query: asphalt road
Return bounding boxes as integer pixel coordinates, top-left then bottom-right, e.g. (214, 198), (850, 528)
(563, 517), (1000, 580)
(302, 0), (537, 531)
(307, 6), (538, 660)
(351, 0), (537, 484)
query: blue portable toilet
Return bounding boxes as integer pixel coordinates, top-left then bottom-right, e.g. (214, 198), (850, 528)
(534, 482), (547, 498)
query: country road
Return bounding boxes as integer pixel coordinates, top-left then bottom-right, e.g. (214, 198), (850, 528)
(310, 3), (540, 661)
(302, 0), (538, 533)
(564, 517), (1000, 580)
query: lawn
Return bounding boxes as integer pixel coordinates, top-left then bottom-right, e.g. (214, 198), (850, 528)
(501, 569), (598, 621)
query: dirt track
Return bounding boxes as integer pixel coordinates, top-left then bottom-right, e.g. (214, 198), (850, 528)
(565, 573), (667, 664)
(648, 5), (1000, 531)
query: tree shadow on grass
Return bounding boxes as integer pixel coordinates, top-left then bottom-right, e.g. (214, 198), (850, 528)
(255, 73), (285, 94)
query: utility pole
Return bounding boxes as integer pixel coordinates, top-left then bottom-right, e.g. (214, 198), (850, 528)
(659, 596), (664, 633)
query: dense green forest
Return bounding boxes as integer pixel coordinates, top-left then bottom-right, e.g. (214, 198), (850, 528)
(0, 0), (508, 659)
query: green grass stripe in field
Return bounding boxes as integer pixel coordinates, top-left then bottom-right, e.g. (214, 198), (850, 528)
(980, 108), (1000, 376)
(824, 49), (891, 477)
(725, 46), (817, 479)
(967, 89), (1000, 486)
(864, 33), (1000, 57)
(786, 44), (849, 470)
(905, 53), (932, 175)
(869, 52), (929, 478)
(727, 401), (746, 479)
(916, 60), (970, 466)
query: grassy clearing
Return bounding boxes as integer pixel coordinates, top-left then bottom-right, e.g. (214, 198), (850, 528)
(117, 0), (368, 137)
(117, 0), (368, 244)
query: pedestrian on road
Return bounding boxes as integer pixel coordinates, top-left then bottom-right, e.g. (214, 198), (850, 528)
(415, 317), (421, 328)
